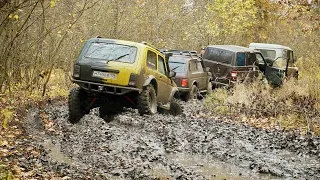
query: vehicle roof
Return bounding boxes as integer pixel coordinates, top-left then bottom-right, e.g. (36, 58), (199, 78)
(206, 45), (256, 53)
(249, 43), (292, 51)
(168, 54), (198, 63)
(86, 37), (161, 53)
(161, 49), (197, 54)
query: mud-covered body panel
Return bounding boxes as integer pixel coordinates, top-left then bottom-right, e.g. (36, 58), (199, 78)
(71, 37), (179, 108)
(167, 53), (212, 97)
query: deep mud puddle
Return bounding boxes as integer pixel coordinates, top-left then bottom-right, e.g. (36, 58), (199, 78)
(148, 153), (282, 180)
(20, 102), (320, 179)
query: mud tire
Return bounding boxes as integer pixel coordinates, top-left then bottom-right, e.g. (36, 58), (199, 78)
(170, 99), (182, 116)
(68, 87), (88, 124)
(138, 85), (157, 115)
(189, 85), (198, 100)
(182, 92), (190, 102)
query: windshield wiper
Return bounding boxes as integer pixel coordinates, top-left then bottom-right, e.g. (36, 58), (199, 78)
(171, 66), (180, 71)
(107, 53), (130, 64)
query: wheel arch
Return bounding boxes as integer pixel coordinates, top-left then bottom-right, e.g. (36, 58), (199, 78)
(143, 75), (158, 94)
(191, 80), (198, 87)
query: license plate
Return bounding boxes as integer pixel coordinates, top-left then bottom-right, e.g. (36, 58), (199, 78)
(92, 71), (116, 79)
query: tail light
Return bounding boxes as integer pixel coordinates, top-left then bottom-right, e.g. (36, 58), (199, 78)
(181, 79), (188, 87)
(231, 71), (237, 80)
(73, 65), (80, 78)
(128, 73), (138, 87)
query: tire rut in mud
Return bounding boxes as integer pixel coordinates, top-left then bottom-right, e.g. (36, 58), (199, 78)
(22, 100), (320, 179)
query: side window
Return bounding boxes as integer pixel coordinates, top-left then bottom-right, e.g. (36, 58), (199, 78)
(189, 60), (197, 72)
(147, 51), (157, 70)
(246, 53), (256, 65)
(237, 53), (246, 66)
(158, 55), (166, 75)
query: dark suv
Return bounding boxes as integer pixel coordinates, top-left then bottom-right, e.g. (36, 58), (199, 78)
(202, 45), (260, 88)
(163, 51), (213, 101)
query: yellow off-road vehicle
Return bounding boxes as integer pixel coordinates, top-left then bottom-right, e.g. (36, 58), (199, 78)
(69, 37), (182, 123)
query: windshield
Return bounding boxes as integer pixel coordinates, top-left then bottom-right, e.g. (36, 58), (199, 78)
(168, 62), (186, 73)
(257, 49), (276, 60)
(84, 42), (137, 63)
(273, 57), (288, 68)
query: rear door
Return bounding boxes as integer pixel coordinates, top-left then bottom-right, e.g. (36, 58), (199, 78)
(203, 48), (232, 81)
(79, 42), (138, 86)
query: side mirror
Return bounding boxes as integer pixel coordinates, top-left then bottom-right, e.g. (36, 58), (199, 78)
(205, 67), (210, 72)
(168, 71), (176, 78)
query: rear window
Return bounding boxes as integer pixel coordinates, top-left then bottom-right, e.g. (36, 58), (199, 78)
(203, 48), (233, 64)
(168, 62), (186, 73)
(84, 42), (137, 63)
(237, 53), (246, 66)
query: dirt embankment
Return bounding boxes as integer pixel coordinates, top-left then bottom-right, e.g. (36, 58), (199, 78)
(2, 100), (320, 179)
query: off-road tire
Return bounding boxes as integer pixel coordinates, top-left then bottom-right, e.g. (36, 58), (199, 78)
(189, 85), (198, 100)
(138, 85), (157, 115)
(68, 87), (88, 124)
(182, 92), (190, 102)
(170, 99), (182, 116)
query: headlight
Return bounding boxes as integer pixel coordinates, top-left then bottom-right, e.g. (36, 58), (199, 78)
(73, 65), (80, 78)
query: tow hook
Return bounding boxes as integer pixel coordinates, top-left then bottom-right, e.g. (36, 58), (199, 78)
(125, 96), (135, 106)
(86, 97), (97, 111)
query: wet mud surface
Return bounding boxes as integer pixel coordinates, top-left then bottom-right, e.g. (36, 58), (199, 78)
(20, 100), (320, 179)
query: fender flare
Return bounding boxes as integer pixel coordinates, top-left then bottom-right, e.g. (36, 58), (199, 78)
(143, 75), (158, 93)
(191, 80), (198, 87)
(169, 86), (179, 100)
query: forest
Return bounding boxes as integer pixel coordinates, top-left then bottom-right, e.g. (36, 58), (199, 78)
(0, 0), (319, 97)
(0, 0), (319, 135)
(0, 0), (320, 179)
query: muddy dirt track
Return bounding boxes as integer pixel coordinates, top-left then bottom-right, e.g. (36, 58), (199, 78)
(18, 100), (320, 179)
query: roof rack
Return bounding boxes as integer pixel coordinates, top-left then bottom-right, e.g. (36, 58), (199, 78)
(141, 41), (161, 52)
(161, 49), (199, 59)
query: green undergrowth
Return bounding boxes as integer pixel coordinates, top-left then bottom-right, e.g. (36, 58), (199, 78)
(206, 58), (320, 136)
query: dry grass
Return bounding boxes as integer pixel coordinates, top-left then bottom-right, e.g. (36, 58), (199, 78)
(205, 57), (320, 135)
